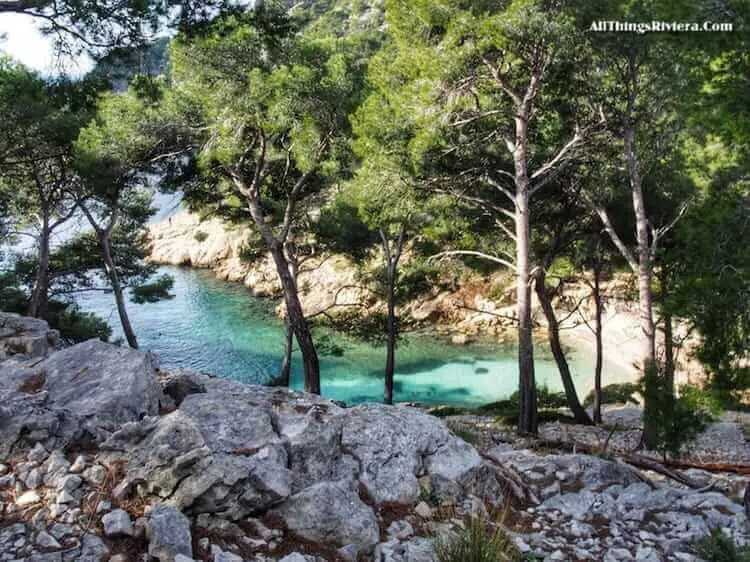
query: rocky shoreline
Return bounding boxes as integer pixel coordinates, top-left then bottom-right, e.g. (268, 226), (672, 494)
(147, 212), (710, 387)
(1, 312), (747, 561)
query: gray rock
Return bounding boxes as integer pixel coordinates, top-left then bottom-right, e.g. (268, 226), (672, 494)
(0, 313), (58, 358)
(28, 554), (63, 562)
(415, 502), (433, 519)
(28, 443), (49, 463)
(341, 404), (480, 504)
(36, 531), (61, 549)
(271, 481), (379, 553)
(102, 509), (134, 537)
(83, 465), (106, 486)
(35, 340), (162, 442)
(148, 503), (193, 560)
(100, 384), (296, 518)
(69, 455), (86, 474)
(337, 544), (359, 562)
(56, 490), (76, 505)
(57, 475), (82, 493)
(214, 553), (243, 562)
(379, 537), (435, 562)
(77, 534), (109, 562)
(159, 370), (206, 407)
(278, 555), (307, 562)
(25, 468), (43, 489)
(0, 474), (14, 488)
(48, 524), (73, 540)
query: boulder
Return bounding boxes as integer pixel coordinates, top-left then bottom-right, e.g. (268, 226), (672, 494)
(341, 404), (481, 504)
(38, 339), (162, 440)
(0, 339), (163, 456)
(0, 312), (58, 359)
(148, 504), (193, 561)
(271, 481), (379, 554)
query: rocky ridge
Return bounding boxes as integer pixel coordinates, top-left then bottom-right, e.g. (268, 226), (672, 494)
(0, 313), (745, 561)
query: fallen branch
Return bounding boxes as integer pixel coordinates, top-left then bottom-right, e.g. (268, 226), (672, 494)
(623, 454), (704, 489)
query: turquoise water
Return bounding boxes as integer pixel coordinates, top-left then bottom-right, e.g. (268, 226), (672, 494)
(74, 266), (630, 406)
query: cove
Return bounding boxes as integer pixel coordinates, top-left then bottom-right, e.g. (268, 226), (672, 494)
(74, 266), (632, 406)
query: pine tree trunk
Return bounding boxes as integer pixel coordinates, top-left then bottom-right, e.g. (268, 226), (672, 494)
(277, 318), (293, 387)
(626, 125), (657, 370)
(380, 227), (405, 406)
(277, 259), (298, 388)
(534, 270), (593, 425)
(515, 175), (537, 434)
(28, 218), (50, 318)
(514, 113), (537, 436)
(592, 264), (604, 424)
(245, 194), (321, 395)
(99, 232), (138, 349)
(384, 267), (397, 405)
(268, 244), (320, 394)
(624, 51), (657, 372)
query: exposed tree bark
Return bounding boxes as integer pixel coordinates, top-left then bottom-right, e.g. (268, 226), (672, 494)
(514, 118), (537, 436)
(229, 132), (322, 395)
(267, 237), (320, 394)
(534, 269), (593, 425)
(625, 122), (656, 370)
(28, 216), (50, 318)
(380, 225), (406, 405)
(592, 262), (604, 424)
(277, 254), (299, 388)
(244, 192), (320, 395)
(99, 230), (138, 349)
(277, 319), (294, 387)
(78, 202), (139, 349)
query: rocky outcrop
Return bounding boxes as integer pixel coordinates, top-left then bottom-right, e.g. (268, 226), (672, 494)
(0, 338), (163, 457)
(0, 312), (58, 359)
(0, 331), (744, 561)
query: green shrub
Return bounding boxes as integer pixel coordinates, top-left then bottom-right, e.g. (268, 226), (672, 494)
(316, 198), (378, 260)
(452, 426), (481, 445)
(51, 303), (112, 344)
(434, 516), (521, 562)
(509, 384), (567, 410)
(642, 363), (720, 459)
(476, 385), (572, 426)
(131, 274), (175, 304)
(583, 382), (641, 407)
(396, 260), (441, 302)
(239, 238), (267, 263)
(429, 406), (467, 418)
(0, 273), (27, 314)
(693, 529), (750, 562)
(194, 230), (209, 243)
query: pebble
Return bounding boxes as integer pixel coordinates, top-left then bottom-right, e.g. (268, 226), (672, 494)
(414, 501), (433, 519)
(35, 530), (61, 549)
(69, 456), (86, 474)
(96, 500), (112, 514)
(27, 444), (48, 464)
(25, 468), (42, 490)
(214, 553), (243, 562)
(56, 490), (75, 505)
(16, 490), (41, 506)
(102, 509), (134, 537)
(56, 475), (82, 493)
